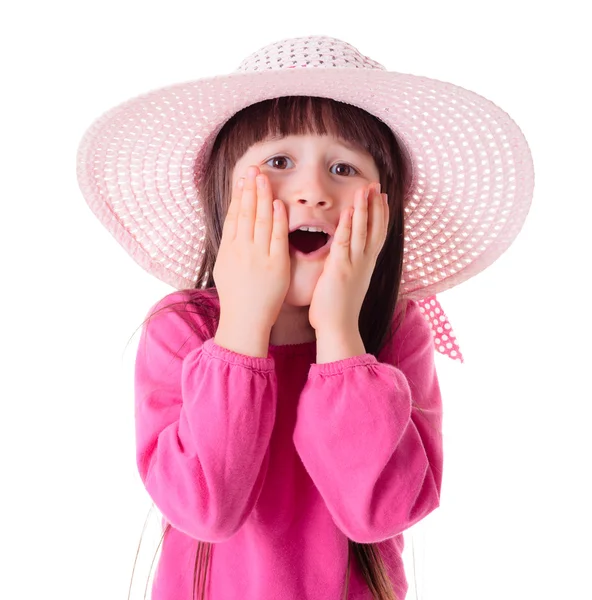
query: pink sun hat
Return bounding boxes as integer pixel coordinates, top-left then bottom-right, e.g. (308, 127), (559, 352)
(76, 35), (536, 362)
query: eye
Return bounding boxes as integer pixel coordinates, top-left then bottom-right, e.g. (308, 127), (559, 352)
(265, 156), (294, 169)
(265, 156), (359, 176)
(330, 163), (358, 177)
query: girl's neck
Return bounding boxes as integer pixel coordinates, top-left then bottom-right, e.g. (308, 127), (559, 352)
(270, 304), (316, 346)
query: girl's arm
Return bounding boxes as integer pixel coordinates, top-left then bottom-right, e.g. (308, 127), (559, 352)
(134, 292), (277, 542)
(292, 299), (442, 543)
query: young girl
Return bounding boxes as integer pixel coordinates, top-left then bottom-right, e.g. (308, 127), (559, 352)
(76, 36), (534, 600)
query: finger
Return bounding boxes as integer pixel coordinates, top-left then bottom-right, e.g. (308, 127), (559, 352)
(269, 199), (289, 259)
(236, 166), (258, 241)
(350, 186), (369, 258)
(253, 174), (274, 249)
(331, 206), (354, 263)
(376, 193), (389, 251)
(367, 185), (387, 255)
(221, 176), (245, 242)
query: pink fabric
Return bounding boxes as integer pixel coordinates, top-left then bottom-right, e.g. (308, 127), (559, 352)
(134, 290), (443, 599)
(419, 296), (464, 363)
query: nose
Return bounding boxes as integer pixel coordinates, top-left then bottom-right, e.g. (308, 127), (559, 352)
(289, 166), (334, 208)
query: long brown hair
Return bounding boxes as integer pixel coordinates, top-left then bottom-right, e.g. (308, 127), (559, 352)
(136, 96), (411, 600)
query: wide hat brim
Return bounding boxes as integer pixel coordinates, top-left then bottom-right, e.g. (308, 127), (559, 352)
(76, 57), (535, 299)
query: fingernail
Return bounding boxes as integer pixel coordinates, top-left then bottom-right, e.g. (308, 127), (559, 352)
(256, 175), (265, 189)
(247, 166), (258, 179)
(238, 177), (245, 189)
(374, 182), (381, 194)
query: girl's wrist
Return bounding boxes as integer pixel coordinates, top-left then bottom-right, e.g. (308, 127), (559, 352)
(314, 327), (366, 364)
(214, 319), (271, 358)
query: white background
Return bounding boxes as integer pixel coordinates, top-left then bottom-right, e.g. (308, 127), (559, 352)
(1, 1), (590, 599)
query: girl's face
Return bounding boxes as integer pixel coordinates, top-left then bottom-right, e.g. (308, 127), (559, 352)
(231, 133), (381, 308)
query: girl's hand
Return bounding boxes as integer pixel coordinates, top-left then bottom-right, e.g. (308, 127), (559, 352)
(308, 183), (389, 341)
(213, 166), (290, 357)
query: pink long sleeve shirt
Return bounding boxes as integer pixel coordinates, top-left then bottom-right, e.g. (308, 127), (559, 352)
(134, 289), (443, 600)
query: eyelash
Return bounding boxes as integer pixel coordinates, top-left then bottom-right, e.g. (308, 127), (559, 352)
(265, 155), (359, 176)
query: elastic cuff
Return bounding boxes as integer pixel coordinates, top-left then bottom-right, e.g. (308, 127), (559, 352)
(201, 338), (275, 373)
(311, 353), (379, 377)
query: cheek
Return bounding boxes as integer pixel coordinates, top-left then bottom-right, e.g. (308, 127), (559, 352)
(285, 261), (324, 305)
(332, 190), (358, 217)
(290, 259), (325, 284)
(264, 177), (282, 201)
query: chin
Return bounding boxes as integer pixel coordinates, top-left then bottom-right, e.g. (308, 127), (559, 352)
(283, 272), (321, 308)
(283, 285), (314, 308)
(284, 259), (324, 307)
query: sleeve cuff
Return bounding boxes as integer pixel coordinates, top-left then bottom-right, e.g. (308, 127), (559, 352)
(200, 338), (275, 373)
(310, 353), (379, 377)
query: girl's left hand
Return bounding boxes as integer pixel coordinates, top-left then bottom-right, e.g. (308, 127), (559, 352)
(308, 183), (389, 336)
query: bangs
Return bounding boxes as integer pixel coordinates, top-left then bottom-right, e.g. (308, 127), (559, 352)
(215, 96), (398, 180)
(265, 96), (370, 144)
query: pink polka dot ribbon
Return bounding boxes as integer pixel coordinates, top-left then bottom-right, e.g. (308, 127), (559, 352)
(417, 296), (464, 363)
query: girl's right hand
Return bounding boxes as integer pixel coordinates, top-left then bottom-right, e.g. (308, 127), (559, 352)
(213, 165), (290, 357)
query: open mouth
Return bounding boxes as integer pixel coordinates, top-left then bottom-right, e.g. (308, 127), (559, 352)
(288, 228), (330, 254)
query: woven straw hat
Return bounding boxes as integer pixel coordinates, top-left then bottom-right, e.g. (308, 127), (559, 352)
(76, 35), (535, 361)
